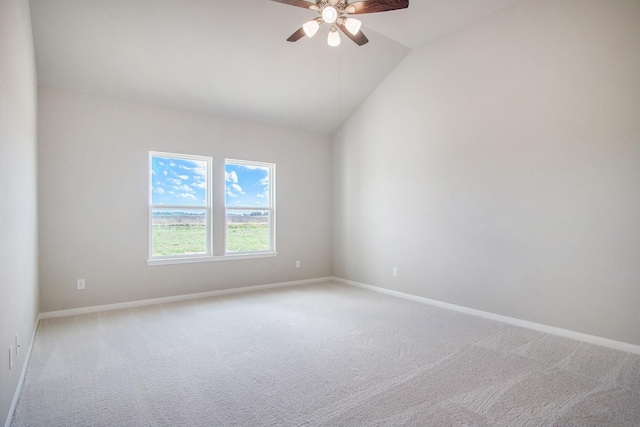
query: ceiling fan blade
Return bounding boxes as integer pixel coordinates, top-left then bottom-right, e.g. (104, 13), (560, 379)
(287, 27), (307, 42)
(337, 23), (369, 46)
(270, 0), (318, 10)
(347, 0), (409, 14)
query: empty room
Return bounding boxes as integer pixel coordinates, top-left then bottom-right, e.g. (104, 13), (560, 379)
(2, 0), (639, 425)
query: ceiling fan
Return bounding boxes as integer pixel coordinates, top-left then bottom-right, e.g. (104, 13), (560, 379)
(271, 0), (409, 47)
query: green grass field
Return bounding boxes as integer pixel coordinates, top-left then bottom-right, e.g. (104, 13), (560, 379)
(226, 223), (269, 252)
(152, 223), (269, 256)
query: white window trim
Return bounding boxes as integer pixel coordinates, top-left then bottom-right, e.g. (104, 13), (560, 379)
(147, 153), (277, 266)
(146, 252), (278, 266)
(148, 152), (212, 262)
(224, 159), (276, 255)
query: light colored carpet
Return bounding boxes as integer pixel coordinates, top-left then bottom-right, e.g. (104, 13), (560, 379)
(12, 281), (640, 426)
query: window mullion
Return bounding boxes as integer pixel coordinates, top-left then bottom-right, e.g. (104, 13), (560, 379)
(212, 156), (226, 256)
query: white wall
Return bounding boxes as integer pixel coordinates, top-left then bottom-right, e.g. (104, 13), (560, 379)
(333, 0), (640, 346)
(0, 0), (39, 424)
(38, 88), (331, 312)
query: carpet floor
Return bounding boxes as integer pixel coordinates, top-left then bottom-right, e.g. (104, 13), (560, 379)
(11, 281), (640, 426)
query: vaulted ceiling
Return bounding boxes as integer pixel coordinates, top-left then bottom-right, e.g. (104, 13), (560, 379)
(29, 0), (520, 135)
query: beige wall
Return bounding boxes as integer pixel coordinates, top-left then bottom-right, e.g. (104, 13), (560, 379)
(332, 0), (640, 345)
(38, 88), (332, 312)
(0, 0), (39, 424)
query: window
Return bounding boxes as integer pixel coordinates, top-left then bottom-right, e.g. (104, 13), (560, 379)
(149, 152), (211, 259)
(225, 160), (275, 254)
(148, 153), (276, 265)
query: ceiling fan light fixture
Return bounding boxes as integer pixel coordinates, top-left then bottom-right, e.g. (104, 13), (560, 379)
(327, 26), (341, 47)
(322, 6), (338, 24)
(344, 18), (362, 35)
(303, 19), (320, 37)
(271, 0), (409, 47)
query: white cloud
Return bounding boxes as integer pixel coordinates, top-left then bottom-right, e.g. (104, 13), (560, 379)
(177, 193), (197, 201)
(231, 183), (244, 194)
(177, 175), (189, 180)
(173, 184), (195, 193)
(193, 162), (207, 179)
(225, 179), (244, 198)
(241, 165), (268, 171)
(226, 171), (238, 183)
(260, 176), (269, 190)
(153, 187), (165, 194)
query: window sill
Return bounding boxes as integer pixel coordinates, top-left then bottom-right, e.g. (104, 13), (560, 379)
(147, 252), (278, 266)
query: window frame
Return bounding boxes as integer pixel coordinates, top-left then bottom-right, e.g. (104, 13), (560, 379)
(224, 159), (276, 255)
(148, 151), (212, 262)
(147, 153), (277, 266)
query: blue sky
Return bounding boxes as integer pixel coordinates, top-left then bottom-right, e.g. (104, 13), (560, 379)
(151, 156), (207, 205)
(151, 155), (269, 207)
(225, 163), (269, 208)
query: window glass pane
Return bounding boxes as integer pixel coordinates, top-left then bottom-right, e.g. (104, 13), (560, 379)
(152, 209), (207, 256)
(151, 156), (207, 206)
(226, 210), (270, 253)
(225, 163), (269, 207)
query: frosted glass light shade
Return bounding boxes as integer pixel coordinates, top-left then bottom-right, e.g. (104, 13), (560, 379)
(303, 20), (320, 38)
(327, 26), (341, 47)
(322, 6), (338, 24)
(344, 18), (362, 35)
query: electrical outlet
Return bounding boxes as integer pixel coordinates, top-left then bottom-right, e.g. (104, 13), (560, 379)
(296, 260), (301, 268)
(77, 279), (85, 290)
(393, 267), (398, 277)
(9, 346), (13, 370)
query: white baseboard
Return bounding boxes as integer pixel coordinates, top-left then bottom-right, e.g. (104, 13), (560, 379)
(39, 277), (332, 320)
(333, 277), (640, 356)
(5, 316), (39, 427)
